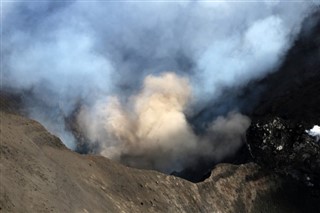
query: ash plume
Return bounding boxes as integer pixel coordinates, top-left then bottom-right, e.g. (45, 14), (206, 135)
(2, 1), (319, 172)
(77, 73), (250, 172)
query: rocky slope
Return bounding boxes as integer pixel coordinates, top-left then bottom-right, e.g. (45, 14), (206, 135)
(1, 106), (320, 213)
(247, 116), (320, 188)
(246, 10), (320, 190)
(252, 10), (320, 123)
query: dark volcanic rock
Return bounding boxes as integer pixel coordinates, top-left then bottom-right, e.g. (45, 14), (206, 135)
(247, 116), (320, 187)
(187, 11), (320, 183)
(245, 10), (320, 190)
(252, 11), (320, 123)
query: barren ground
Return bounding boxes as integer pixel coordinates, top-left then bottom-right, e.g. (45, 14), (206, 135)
(1, 108), (319, 212)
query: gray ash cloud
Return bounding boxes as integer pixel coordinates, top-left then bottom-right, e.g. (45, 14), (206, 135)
(2, 1), (318, 173)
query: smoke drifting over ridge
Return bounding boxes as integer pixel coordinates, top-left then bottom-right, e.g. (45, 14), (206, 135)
(2, 1), (319, 172)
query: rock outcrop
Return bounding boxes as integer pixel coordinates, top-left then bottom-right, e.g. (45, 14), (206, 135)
(247, 116), (320, 188)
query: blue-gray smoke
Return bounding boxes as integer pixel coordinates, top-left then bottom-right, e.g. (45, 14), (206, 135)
(2, 1), (318, 171)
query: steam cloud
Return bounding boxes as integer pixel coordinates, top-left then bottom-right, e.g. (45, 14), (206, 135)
(306, 125), (320, 142)
(2, 1), (319, 172)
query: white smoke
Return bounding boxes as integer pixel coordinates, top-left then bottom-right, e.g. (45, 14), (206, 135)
(1, 1), (319, 171)
(306, 125), (320, 142)
(77, 73), (250, 172)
